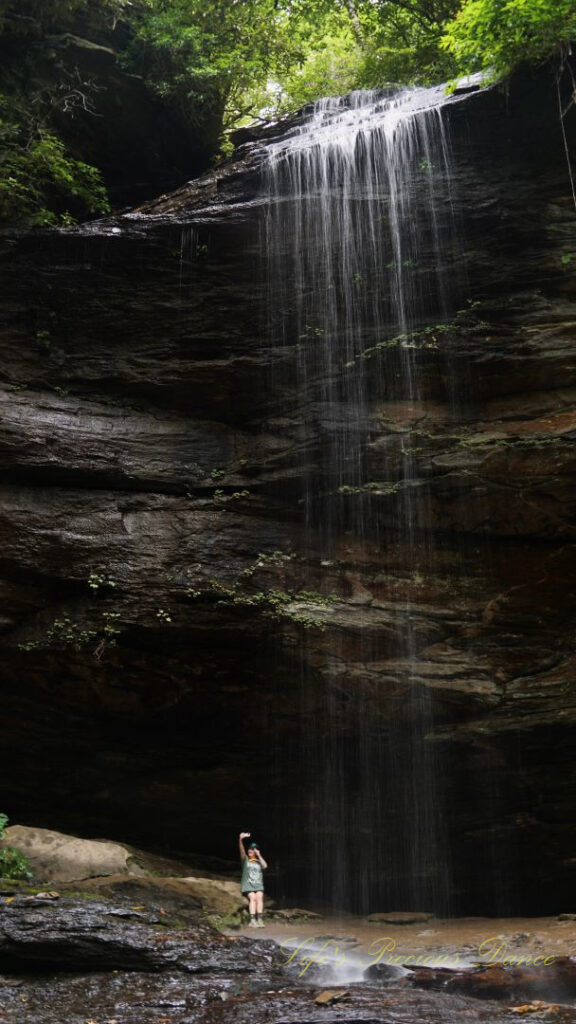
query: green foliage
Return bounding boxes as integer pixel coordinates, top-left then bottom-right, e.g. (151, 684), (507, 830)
(346, 306), (489, 367)
(0, 0), (571, 228)
(273, 22), (363, 110)
(254, 0), (459, 113)
(0, 0), (84, 33)
(119, 0), (461, 136)
(0, 847), (34, 881)
(441, 0), (576, 76)
(0, 96), (110, 227)
(0, 0), (129, 34)
(125, 0), (304, 131)
(351, 1), (458, 87)
(88, 572), (117, 592)
(186, 551), (335, 630)
(0, 813), (33, 881)
(18, 611), (122, 655)
(337, 481), (403, 495)
(0, 0), (128, 225)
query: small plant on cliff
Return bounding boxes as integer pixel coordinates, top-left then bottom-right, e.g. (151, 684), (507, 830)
(88, 572), (117, 592)
(0, 814), (33, 881)
(185, 550), (335, 631)
(18, 610), (122, 658)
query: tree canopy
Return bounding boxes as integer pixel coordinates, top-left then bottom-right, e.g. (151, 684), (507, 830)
(442, 0), (576, 76)
(0, 0), (573, 226)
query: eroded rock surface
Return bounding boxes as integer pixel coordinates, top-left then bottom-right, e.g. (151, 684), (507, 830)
(3, 825), (142, 883)
(1, 61), (576, 914)
(406, 958), (576, 1001)
(0, 893), (256, 973)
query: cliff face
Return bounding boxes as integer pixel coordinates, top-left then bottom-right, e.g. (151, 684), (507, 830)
(0, 15), (219, 213)
(1, 62), (576, 915)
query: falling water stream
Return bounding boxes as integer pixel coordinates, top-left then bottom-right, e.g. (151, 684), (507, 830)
(264, 85), (468, 914)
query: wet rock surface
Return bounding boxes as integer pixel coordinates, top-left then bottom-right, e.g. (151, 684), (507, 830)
(2, 894), (576, 1022)
(1, 972), (544, 1024)
(365, 914), (435, 926)
(405, 958), (576, 1000)
(2, 896), (573, 1023)
(3, 897), (573, 1024)
(0, 893), (264, 973)
(1, 60), (576, 914)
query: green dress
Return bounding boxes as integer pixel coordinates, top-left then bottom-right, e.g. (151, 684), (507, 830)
(241, 856), (264, 894)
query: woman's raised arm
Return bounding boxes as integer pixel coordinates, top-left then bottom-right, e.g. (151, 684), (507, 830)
(239, 831), (250, 861)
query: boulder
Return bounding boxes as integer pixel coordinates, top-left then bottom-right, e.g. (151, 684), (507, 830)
(143, 876), (241, 917)
(75, 873), (245, 918)
(364, 961), (405, 981)
(3, 825), (143, 882)
(2, 826), (247, 918)
(406, 958), (576, 1000)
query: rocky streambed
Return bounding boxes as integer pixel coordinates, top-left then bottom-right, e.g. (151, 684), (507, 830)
(2, 888), (576, 1023)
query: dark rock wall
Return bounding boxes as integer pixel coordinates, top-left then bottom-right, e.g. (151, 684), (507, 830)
(1, 62), (576, 914)
(0, 20), (218, 210)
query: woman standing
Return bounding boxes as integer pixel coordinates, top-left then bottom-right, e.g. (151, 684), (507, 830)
(239, 831), (268, 927)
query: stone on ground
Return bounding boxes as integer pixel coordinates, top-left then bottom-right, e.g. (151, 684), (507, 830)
(366, 911), (435, 925)
(269, 907), (323, 921)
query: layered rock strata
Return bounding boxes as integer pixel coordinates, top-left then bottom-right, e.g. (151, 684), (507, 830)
(1, 61), (576, 914)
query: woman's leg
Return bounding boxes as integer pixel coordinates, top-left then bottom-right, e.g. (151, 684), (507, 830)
(248, 891), (258, 924)
(255, 890), (264, 925)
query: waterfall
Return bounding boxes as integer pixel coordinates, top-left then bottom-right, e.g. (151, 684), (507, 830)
(263, 86), (466, 913)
